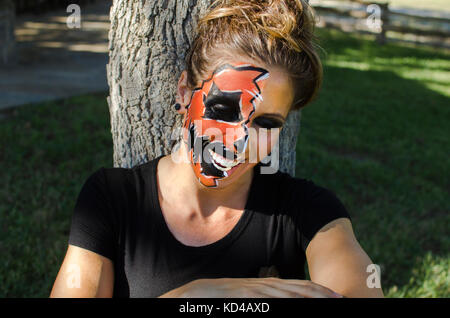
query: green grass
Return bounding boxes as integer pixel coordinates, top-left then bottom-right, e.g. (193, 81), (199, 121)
(0, 93), (113, 297)
(0, 28), (449, 297)
(298, 28), (450, 297)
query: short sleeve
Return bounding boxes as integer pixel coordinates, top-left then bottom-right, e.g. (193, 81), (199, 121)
(68, 168), (116, 261)
(294, 180), (352, 252)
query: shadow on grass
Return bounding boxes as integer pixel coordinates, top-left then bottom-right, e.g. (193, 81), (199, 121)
(0, 92), (113, 297)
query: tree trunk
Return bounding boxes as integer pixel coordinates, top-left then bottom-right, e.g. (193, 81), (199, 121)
(0, 0), (16, 66)
(107, 0), (302, 176)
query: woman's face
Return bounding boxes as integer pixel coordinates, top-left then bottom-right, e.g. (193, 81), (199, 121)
(180, 60), (294, 188)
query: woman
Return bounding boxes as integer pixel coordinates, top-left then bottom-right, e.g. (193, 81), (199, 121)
(51, 0), (384, 298)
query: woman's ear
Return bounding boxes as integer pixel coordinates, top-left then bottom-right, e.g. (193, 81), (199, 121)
(175, 70), (192, 114)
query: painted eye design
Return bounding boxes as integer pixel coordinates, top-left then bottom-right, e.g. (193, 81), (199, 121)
(211, 103), (230, 114)
(203, 82), (242, 123)
(252, 117), (284, 129)
(206, 103), (240, 122)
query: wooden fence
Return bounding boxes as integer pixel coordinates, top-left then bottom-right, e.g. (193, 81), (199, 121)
(310, 0), (450, 49)
(15, 0), (97, 15)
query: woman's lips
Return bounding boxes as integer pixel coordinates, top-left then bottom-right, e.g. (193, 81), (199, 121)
(208, 148), (243, 173)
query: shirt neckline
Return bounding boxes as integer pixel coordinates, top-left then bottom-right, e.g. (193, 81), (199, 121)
(149, 155), (258, 254)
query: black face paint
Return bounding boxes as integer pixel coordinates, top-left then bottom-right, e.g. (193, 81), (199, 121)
(252, 116), (285, 129)
(203, 82), (243, 123)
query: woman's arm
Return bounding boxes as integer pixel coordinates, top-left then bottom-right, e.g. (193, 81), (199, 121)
(306, 217), (384, 298)
(158, 277), (343, 298)
(50, 245), (114, 298)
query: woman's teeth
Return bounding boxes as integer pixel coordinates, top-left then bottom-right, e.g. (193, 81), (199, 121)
(208, 149), (241, 172)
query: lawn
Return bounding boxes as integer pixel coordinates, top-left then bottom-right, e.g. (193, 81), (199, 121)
(298, 28), (449, 297)
(0, 28), (449, 297)
(0, 93), (113, 297)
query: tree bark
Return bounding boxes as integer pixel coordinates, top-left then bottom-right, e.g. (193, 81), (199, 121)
(0, 0), (16, 66)
(107, 0), (302, 176)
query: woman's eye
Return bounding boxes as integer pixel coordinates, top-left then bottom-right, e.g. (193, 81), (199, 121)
(211, 104), (229, 113)
(252, 117), (284, 129)
(204, 102), (241, 122)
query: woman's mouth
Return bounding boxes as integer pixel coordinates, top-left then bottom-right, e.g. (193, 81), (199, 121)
(208, 148), (242, 172)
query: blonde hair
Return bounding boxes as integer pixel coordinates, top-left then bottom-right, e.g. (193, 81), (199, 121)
(185, 0), (323, 110)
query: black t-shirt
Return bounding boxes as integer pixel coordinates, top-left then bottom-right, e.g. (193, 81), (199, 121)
(68, 155), (351, 298)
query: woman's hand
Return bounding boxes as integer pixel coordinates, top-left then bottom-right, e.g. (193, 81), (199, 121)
(158, 277), (344, 298)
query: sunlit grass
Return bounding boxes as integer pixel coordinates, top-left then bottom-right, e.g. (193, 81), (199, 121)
(387, 252), (450, 297)
(317, 29), (450, 97)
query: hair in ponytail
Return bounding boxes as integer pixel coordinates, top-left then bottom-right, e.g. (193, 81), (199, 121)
(185, 0), (323, 110)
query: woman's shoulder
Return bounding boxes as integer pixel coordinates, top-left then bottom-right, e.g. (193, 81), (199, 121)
(91, 156), (161, 189)
(83, 166), (137, 194)
(256, 167), (333, 199)
(255, 168), (349, 216)
(80, 158), (159, 208)
(256, 169), (351, 250)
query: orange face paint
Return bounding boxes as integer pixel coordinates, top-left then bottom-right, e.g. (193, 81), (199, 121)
(183, 63), (270, 187)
